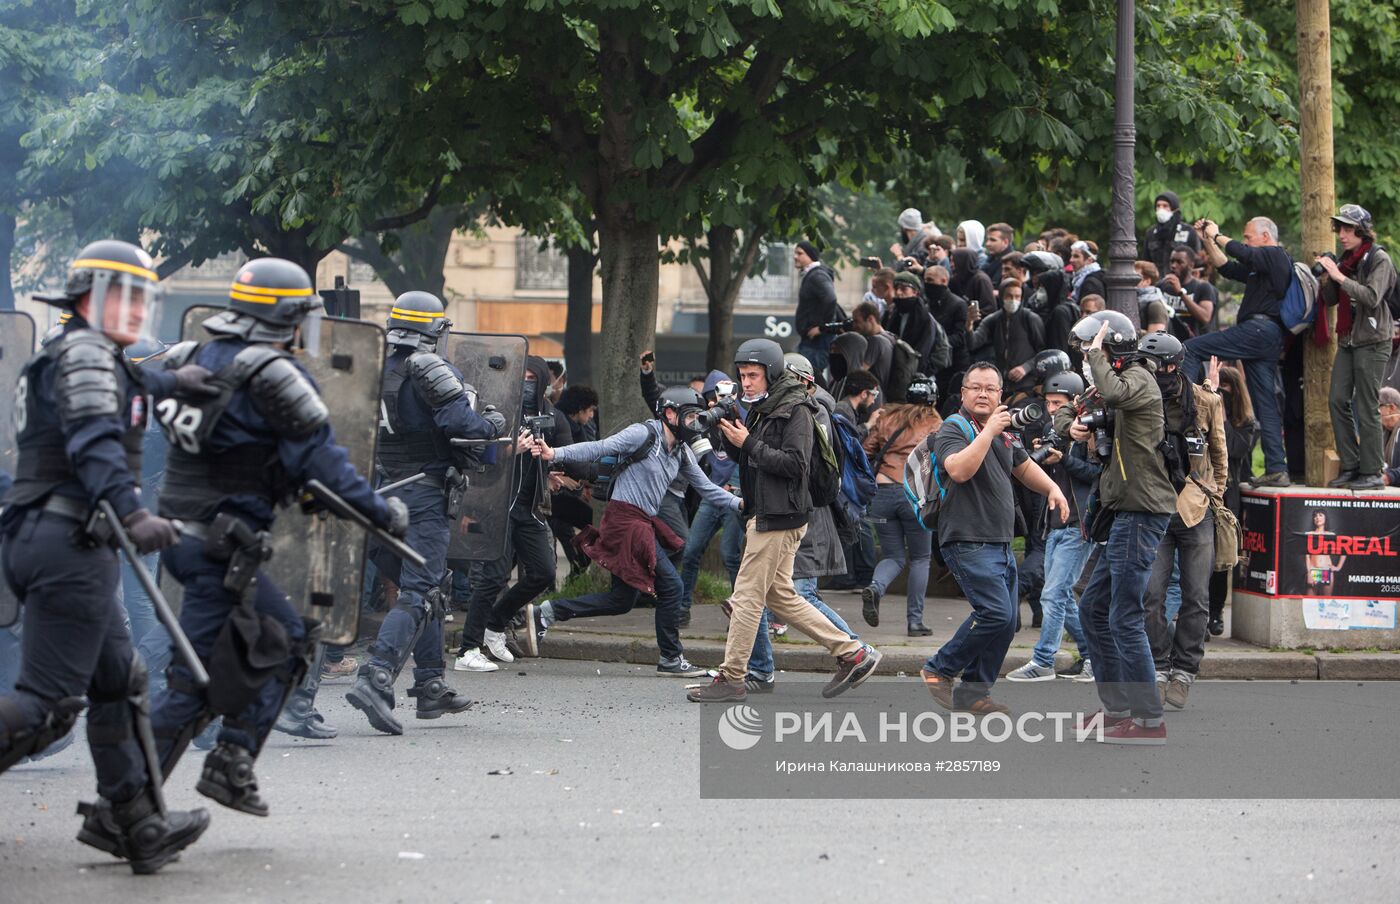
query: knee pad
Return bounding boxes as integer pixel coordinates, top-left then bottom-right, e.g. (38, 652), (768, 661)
(0, 694), (85, 773)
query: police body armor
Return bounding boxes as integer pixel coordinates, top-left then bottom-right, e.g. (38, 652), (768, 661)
(7, 329), (146, 510)
(377, 351), (455, 481)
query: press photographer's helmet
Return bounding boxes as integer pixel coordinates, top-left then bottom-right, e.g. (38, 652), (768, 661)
(734, 337), (786, 386)
(1071, 310), (1138, 365)
(206, 258), (320, 345)
(656, 386), (707, 443)
(34, 240), (163, 344)
(905, 374), (938, 406)
(387, 291), (450, 346)
(1032, 349), (1072, 383)
(1137, 330), (1185, 368)
(783, 352), (815, 385)
(1043, 371), (1086, 399)
(1020, 250), (1064, 275)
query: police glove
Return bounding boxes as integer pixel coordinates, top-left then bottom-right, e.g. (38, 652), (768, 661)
(384, 496), (410, 538)
(168, 363), (221, 398)
(123, 508), (181, 554)
(481, 404), (507, 439)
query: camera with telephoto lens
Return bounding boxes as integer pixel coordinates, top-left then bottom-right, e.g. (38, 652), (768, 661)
(1028, 427), (1065, 465)
(524, 414), (554, 439)
(819, 319), (854, 336)
(694, 396), (740, 433)
(1076, 408), (1115, 459)
(1006, 400), (1045, 432)
(1311, 252), (1338, 278)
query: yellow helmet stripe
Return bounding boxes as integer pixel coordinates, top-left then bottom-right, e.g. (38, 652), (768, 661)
(72, 258), (159, 282)
(229, 290), (280, 304)
(229, 282), (314, 298)
(390, 307), (439, 323)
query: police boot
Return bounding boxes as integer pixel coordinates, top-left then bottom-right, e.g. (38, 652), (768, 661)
(346, 665), (402, 735)
(76, 791), (211, 875)
(274, 690), (338, 740)
(195, 742), (269, 817)
(408, 678), (474, 720)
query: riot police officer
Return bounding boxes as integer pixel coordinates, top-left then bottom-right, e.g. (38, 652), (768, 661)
(345, 292), (505, 736)
(147, 258), (409, 817)
(0, 241), (215, 873)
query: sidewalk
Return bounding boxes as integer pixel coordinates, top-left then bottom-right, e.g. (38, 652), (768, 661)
(427, 582), (1400, 681)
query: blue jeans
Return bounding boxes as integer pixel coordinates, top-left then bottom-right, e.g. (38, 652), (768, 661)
(120, 552), (172, 692)
(869, 484), (932, 626)
(368, 481), (451, 684)
(747, 581), (858, 680)
(1031, 528), (1091, 667)
(1076, 511), (1171, 720)
(927, 541), (1018, 707)
(1185, 318), (1286, 473)
(680, 498), (743, 608)
(551, 538), (687, 662)
(1164, 560), (1182, 624)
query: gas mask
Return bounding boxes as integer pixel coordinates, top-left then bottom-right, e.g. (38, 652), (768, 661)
(1156, 208), (1174, 224)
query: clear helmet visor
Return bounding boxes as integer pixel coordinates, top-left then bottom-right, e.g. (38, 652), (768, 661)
(295, 297), (327, 357)
(86, 270), (163, 347)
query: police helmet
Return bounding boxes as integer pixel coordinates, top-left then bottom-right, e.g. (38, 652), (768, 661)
(1071, 310), (1138, 361)
(734, 338), (786, 386)
(1137, 330), (1185, 367)
(387, 291), (450, 343)
(205, 258), (320, 344)
(1043, 371), (1086, 399)
(33, 240), (163, 344)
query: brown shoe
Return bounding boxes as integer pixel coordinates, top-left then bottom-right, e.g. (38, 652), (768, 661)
(920, 669), (956, 710)
(687, 676), (747, 703)
(1164, 676), (1191, 710)
(321, 656), (358, 680)
(956, 696), (1010, 716)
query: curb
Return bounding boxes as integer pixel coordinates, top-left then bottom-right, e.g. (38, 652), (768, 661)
(527, 631), (1400, 680)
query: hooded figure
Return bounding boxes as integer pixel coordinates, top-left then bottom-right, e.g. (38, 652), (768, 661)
(949, 247), (996, 317)
(957, 219), (988, 269)
(828, 331), (869, 387)
(1143, 189), (1201, 277)
(517, 355), (574, 514)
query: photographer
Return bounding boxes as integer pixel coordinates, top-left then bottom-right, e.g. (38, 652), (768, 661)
(794, 241), (843, 379)
(1056, 312), (1178, 744)
(1007, 371), (1098, 682)
(1318, 205), (1396, 490)
(1181, 216), (1294, 487)
(919, 363), (1069, 715)
(520, 387), (740, 677)
(677, 371), (747, 625)
(851, 300), (895, 391)
(688, 339), (881, 702)
(1138, 335), (1229, 711)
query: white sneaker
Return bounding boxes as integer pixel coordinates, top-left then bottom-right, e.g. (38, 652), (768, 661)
(1006, 661), (1058, 682)
(483, 628), (516, 663)
(454, 649), (499, 672)
(1074, 659), (1096, 683)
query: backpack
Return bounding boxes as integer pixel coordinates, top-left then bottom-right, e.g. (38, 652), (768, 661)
(829, 411), (877, 515)
(1358, 245), (1400, 321)
(926, 318), (952, 374)
(886, 337), (921, 402)
(594, 421), (659, 501)
(902, 413), (976, 531)
(808, 407), (841, 508)
(1280, 261), (1319, 334)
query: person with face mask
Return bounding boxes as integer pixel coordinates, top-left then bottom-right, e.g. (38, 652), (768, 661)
(949, 247), (996, 319)
(880, 272), (938, 376)
(923, 264), (971, 392)
(1143, 190), (1201, 278)
(969, 279), (1046, 396)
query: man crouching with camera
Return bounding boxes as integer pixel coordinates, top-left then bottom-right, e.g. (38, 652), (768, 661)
(518, 387), (740, 677)
(1056, 311), (1178, 745)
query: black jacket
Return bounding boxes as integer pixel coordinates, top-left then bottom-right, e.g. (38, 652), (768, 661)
(1144, 206), (1201, 278)
(881, 296), (936, 369)
(726, 377), (815, 532)
(795, 264), (841, 337)
(925, 284), (971, 382)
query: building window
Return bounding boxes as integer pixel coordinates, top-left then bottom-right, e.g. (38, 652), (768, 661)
(739, 242), (796, 303)
(516, 236), (569, 291)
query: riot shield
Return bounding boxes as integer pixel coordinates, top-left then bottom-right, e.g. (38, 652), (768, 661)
(444, 332), (527, 561)
(160, 306), (384, 645)
(0, 311), (37, 627)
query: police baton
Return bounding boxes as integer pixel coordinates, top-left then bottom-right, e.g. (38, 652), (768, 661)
(375, 472), (427, 495)
(91, 501), (210, 688)
(302, 480), (427, 569)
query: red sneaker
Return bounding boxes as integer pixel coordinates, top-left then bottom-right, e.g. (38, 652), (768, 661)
(1099, 719), (1166, 746)
(1073, 711), (1131, 738)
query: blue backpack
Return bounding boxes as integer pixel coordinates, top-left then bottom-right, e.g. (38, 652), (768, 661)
(1280, 261), (1319, 334)
(830, 411), (877, 515)
(903, 413), (976, 531)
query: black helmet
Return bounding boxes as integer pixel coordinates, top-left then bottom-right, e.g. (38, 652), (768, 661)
(656, 386), (707, 442)
(905, 374), (938, 406)
(734, 337), (785, 386)
(387, 291), (450, 343)
(1032, 349), (1072, 382)
(34, 240), (162, 345)
(1137, 330), (1185, 367)
(1043, 371), (1086, 398)
(1071, 310), (1138, 360)
(206, 258), (320, 344)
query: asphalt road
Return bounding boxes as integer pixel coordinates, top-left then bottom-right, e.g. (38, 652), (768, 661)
(2, 660), (1397, 903)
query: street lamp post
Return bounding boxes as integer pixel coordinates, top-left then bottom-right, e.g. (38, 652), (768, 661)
(1105, 0), (1140, 326)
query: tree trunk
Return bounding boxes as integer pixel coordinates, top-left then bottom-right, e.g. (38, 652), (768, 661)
(703, 225), (737, 374)
(595, 209), (659, 433)
(565, 243), (597, 384)
(0, 213), (15, 311)
(1297, 0), (1337, 486)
